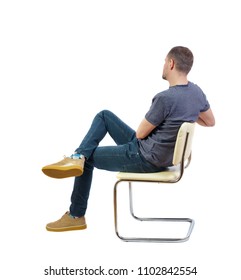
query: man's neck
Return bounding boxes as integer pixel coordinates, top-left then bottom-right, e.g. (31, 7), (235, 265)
(168, 75), (188, 87)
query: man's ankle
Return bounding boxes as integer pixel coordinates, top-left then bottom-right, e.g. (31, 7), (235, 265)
(71, 153), (84, 159)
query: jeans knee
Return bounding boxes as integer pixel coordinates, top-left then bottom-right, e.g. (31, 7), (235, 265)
(98, 109), (111, 116)
(96, 109), (113, 120)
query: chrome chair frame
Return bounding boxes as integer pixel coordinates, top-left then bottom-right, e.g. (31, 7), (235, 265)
(113, 123), (195, 243)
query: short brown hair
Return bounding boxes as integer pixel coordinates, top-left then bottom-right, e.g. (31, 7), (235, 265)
(167, 46), (194, 74)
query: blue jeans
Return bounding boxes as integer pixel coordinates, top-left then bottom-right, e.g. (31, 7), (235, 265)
(69, 110), (161, 217)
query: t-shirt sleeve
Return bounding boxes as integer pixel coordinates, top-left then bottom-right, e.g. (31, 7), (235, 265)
(200, 91), (210, 112)
(145, 93), (168, 126)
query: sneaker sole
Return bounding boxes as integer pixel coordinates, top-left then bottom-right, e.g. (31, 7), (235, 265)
(42, 165), (83, 179)
(46, 224), (87, 232)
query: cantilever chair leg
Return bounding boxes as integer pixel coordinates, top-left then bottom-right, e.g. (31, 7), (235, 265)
(114, 180), (195, 243)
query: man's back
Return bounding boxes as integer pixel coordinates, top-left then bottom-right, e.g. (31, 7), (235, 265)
(138, 82), (209, 167)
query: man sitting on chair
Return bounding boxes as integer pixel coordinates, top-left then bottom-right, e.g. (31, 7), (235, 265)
(42, 46), (215, 232)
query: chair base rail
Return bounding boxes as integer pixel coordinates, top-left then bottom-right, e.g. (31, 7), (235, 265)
(114, 180), (195, 243)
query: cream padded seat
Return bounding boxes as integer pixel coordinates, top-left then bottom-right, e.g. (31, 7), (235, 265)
(116, 167), (180, 182)
(113, 122), (195, 243)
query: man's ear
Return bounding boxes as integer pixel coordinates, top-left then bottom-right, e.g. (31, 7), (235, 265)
(169, 58), (175, 70)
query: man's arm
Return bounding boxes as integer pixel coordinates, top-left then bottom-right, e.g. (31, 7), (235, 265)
(196, 108), (215, 127)
(136, 118), (156, 139)
(136, 108), (215, 139)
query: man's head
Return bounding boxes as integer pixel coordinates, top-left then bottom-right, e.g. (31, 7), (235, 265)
(162, 46), (194, 81)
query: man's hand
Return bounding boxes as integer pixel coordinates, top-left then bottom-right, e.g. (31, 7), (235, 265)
(136, 118), (156, 139)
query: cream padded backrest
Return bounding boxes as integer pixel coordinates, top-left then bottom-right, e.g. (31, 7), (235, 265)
(172, 122), (195, 166)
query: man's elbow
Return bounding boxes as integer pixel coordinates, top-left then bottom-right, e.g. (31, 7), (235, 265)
(206, 119), (215, 127)
(210, 120), (215, 127)
(196, 117), (215, 127)
(136, 132), (145, 139)
(207, 116), (216, 127)
(203, 108), (215, 127)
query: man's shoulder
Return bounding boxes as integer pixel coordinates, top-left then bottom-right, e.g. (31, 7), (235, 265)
(188, 81), (203, 91)
(153, 82), (204, 100)
(153, 89), (170, 99)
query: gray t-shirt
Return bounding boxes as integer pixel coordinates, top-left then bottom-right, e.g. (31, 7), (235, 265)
(138, 82), (210, 167)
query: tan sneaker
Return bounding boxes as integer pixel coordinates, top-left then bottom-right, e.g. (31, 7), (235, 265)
(42, 156), (85, 179)
(46, 212), (87, 232)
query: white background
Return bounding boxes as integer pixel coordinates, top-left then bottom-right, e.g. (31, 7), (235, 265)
(0, 0), (240, 279)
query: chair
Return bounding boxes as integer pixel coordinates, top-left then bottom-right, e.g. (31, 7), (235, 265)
(113, 122), (195, 243)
